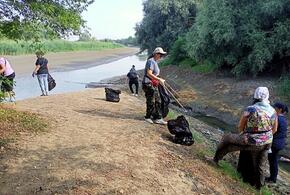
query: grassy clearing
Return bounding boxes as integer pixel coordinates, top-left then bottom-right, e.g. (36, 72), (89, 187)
(0, 39), (123, 55)
(0, 105), (48, 147)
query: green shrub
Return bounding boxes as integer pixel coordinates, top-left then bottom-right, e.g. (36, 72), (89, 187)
(277, 76), (290, 100)
(191, 61), (217, 73)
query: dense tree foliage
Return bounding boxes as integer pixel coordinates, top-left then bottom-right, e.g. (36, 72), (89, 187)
(186, 0), (290, 76)
(0, 0), (94, 40)
(135, 0), (197, 53)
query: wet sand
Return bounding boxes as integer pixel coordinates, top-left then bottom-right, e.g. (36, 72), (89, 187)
(4, 47), (139, 76)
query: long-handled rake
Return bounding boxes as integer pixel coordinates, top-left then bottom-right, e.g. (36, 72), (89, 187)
(161, 81), (188, 112)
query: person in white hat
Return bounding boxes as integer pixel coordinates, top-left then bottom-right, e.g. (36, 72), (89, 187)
(142, 47), (167, 125)
(206, 86), (278, 190)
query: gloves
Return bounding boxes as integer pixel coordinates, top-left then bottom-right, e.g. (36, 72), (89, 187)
(159, 78), (165, 86)
(32, 72), (36, 77)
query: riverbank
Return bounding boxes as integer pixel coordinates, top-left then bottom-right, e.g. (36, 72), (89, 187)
(6, 47), (139, 76)
(160, 65), (290, 156)
(0, 89), (253, 194)
(97, 67), (290, 194)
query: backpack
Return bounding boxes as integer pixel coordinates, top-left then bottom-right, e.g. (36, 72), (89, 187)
(105, 88), (121, 102)
(167, 115), (194, 146)
(127, 71), (138, 80)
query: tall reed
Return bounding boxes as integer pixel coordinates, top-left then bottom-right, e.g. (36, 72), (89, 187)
(0, 39), (123, 55)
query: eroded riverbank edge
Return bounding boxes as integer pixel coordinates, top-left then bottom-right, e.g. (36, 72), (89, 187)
(95, 65), (290, 193)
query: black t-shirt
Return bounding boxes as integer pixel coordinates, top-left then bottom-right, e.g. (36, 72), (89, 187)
(35, 57), (48, 74)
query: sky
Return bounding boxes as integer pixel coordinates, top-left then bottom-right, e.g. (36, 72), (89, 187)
(82, 0), (144, 40)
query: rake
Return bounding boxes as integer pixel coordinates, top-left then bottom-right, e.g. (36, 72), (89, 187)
(161, 81), (188, 112)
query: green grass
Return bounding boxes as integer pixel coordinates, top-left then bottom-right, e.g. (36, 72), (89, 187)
(160, 56), (216, 74)
(0, 39), (123, 55)
(166, 110), (177, 120)
(191, 61), (217, 74)
(277, 76), (290, 101)
(218, 161), (273, 195)
(0, 106), (48, 147)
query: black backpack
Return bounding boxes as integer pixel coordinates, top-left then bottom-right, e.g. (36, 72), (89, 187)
(167, 115), (194, 146)
(127, 71), (138, 80)
(105, 88), (121, 102)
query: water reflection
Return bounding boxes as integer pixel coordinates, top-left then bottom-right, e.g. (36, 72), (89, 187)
(15, 55), (146, 100)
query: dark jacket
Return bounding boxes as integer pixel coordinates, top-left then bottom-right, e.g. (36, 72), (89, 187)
(272, 114), (288, 150)
(35, 57), (48, 74)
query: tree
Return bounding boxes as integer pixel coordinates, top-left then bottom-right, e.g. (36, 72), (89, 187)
(186, 0), (290, 77)
(135, 0), (197, 54)
(0, 0), (94, 40)
(79, 29), (93, 41)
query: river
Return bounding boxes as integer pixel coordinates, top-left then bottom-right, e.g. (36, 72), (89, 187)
(14, 55), (146, 100)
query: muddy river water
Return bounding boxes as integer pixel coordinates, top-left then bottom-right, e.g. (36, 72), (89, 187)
(14, 55), (147, 100)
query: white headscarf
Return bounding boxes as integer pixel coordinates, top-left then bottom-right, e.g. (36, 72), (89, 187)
(254, 87), (269, 103)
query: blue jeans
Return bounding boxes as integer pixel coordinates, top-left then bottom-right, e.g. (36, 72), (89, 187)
(37, 74), (48, 95)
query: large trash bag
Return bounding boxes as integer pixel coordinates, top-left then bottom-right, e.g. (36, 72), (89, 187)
(167, 115), (194, 146)
(105, 88), (121, 102)
(158, 84), (170, 118)
(48, 74), (56, 91)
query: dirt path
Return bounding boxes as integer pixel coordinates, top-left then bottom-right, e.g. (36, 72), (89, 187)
(0, 89), (251, 194)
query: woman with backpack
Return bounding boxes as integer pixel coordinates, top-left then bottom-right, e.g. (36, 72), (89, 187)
(142, 47), (167, 125)
(207, 87), (278, 190)
(127, 65), (139, 96)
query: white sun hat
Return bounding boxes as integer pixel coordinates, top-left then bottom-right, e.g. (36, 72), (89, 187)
(153, 47), (167, 55)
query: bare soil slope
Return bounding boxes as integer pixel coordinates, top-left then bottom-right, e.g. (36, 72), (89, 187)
(0, 89), (251, 194)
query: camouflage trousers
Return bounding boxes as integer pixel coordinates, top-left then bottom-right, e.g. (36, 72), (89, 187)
(142, 83), (161, 120)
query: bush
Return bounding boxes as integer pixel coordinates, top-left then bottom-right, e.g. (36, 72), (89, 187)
(277, 76), (290, 100)
(186, 0), (290, 77)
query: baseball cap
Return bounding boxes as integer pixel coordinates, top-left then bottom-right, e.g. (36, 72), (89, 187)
(153, 47), (167, 55)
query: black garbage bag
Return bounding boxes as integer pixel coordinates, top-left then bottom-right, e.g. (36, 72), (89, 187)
(105, 88), (121, 102)
(158, 84), (170, 118)
(48, 74), (56, 91)
(167, 115), (194, 146)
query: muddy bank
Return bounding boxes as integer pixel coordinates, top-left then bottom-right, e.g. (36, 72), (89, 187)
(0, 89), (254, 195)
(91, 67), (290, 194)
(161, 65), (290, 149)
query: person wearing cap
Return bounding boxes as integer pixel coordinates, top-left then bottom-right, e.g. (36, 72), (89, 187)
(266, 102), (288, 183)
(207, 87), (278, 190)
(0, 57), (15, 98)
(32, 51), (49, 96)
(127, 65), (139, 96)
(142, 47), (167, 125)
